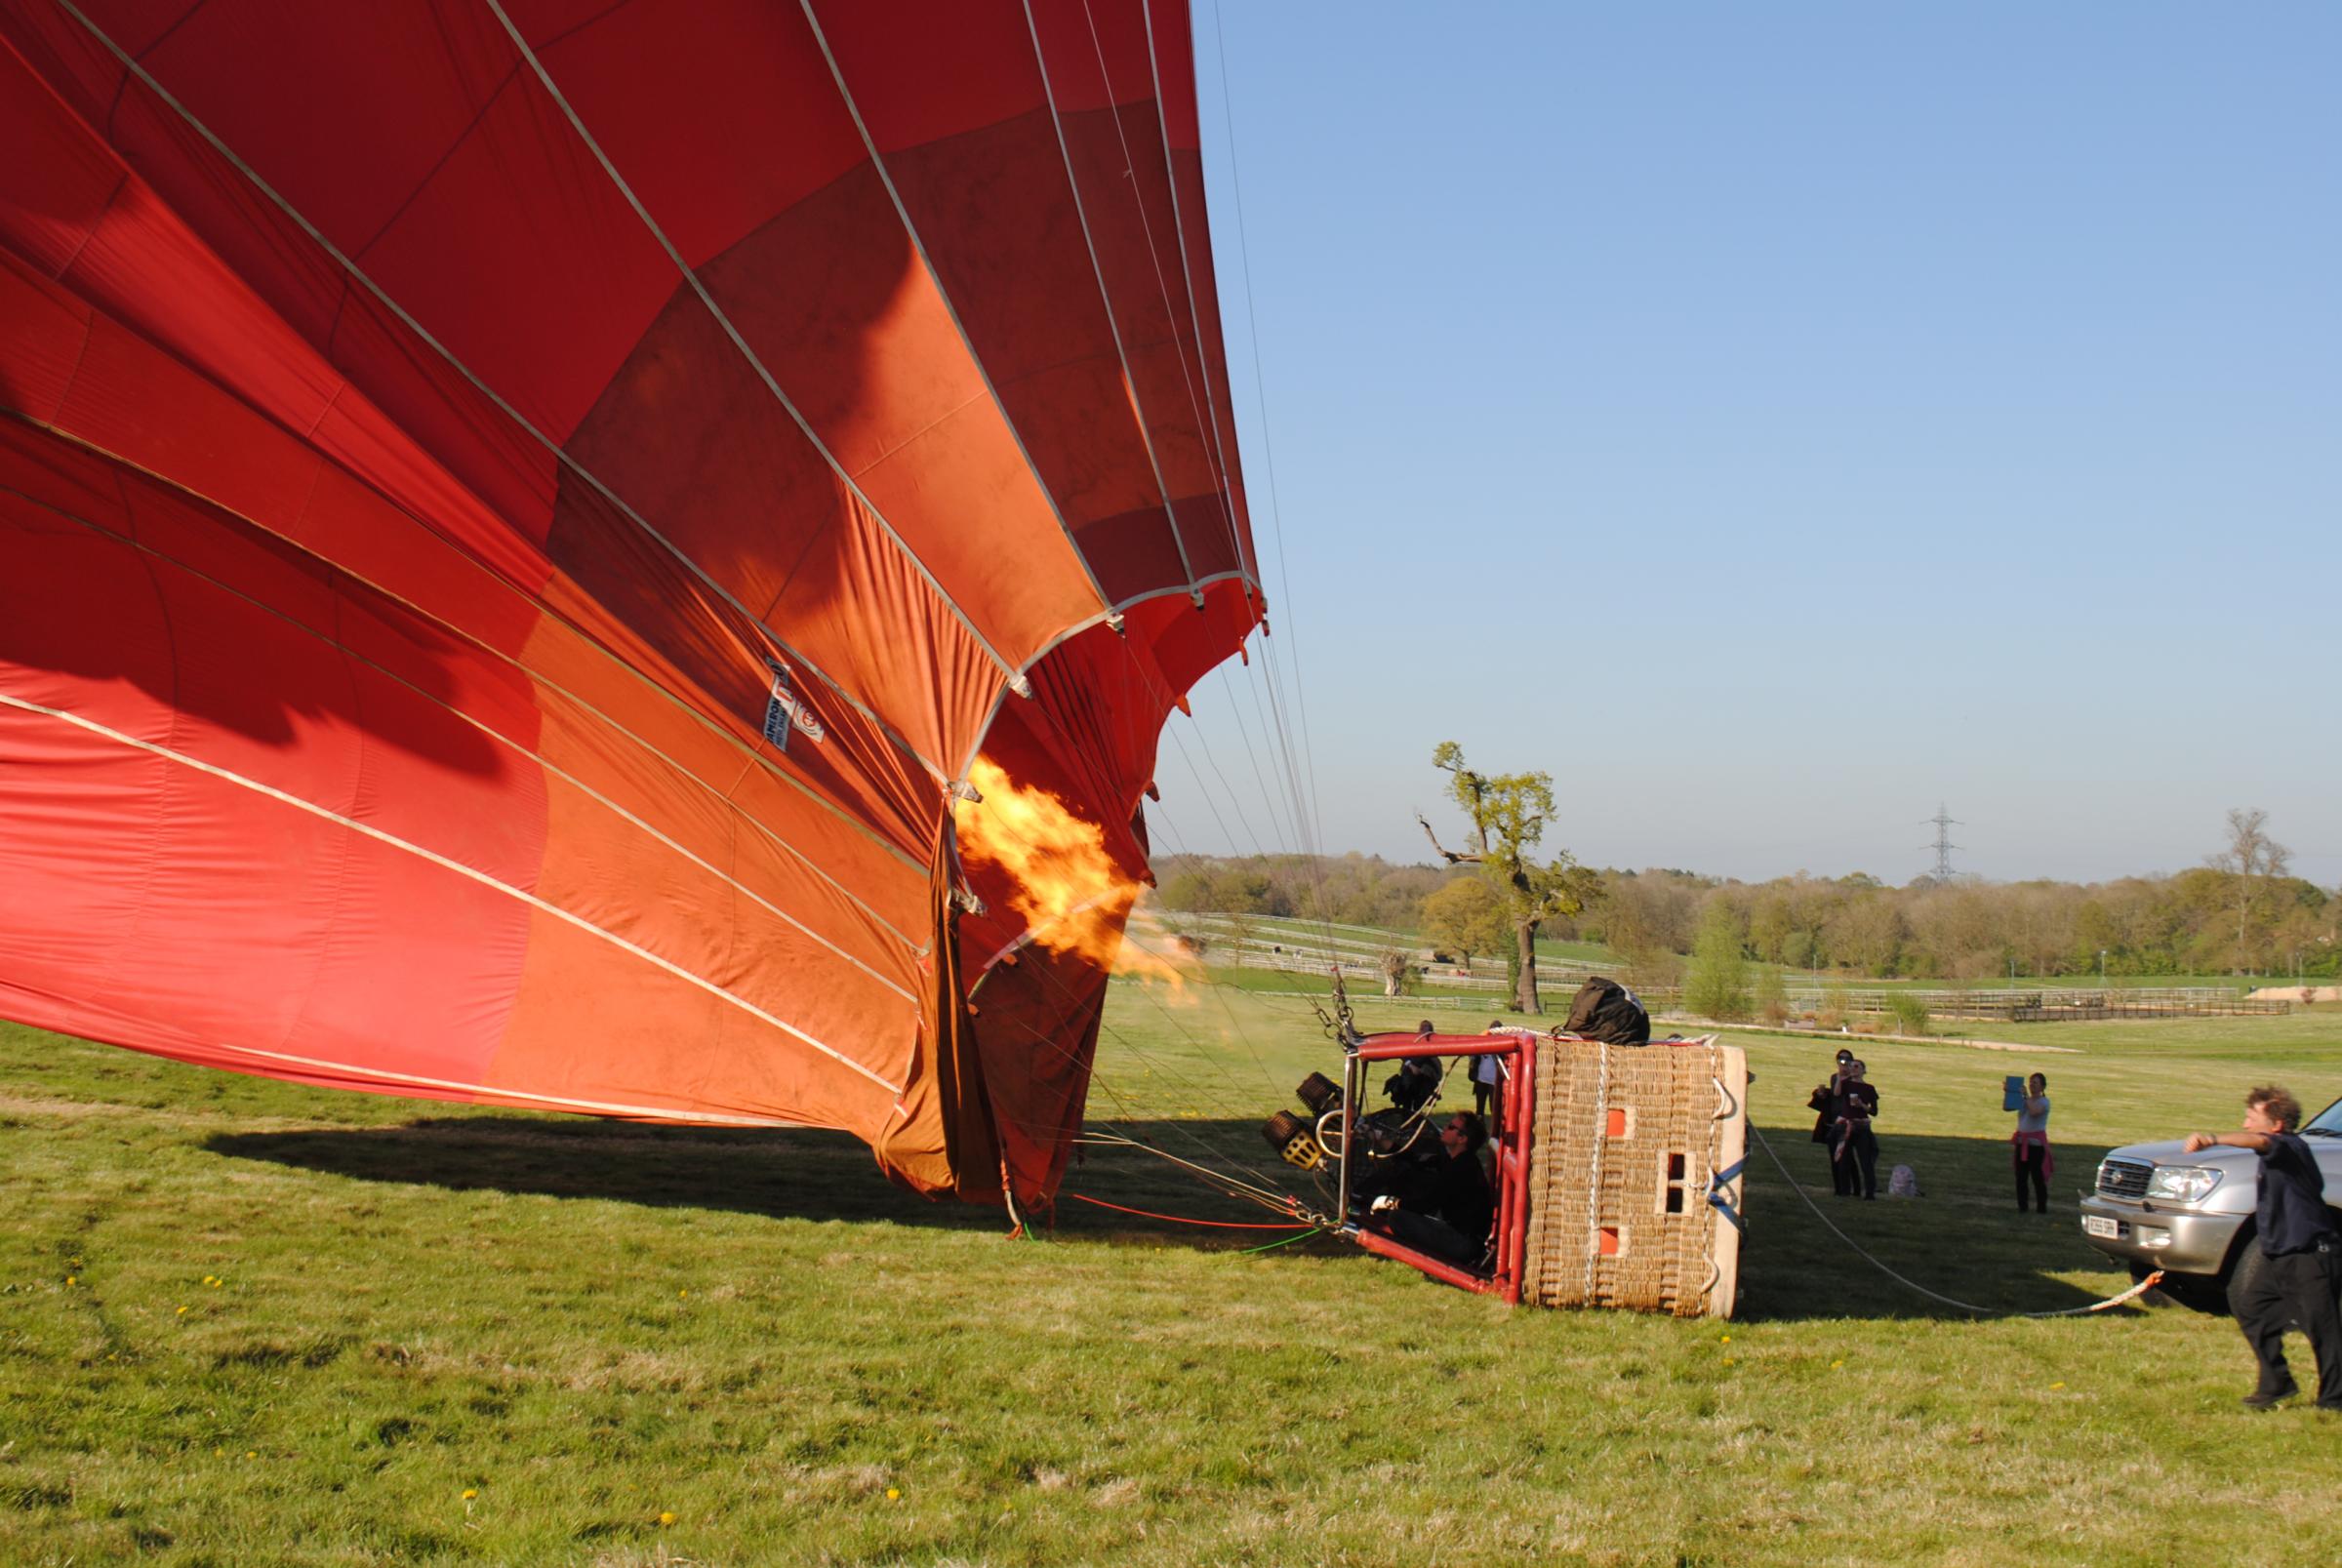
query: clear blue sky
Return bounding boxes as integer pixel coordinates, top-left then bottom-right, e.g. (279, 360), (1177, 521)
(1162, 1), (2340, 888)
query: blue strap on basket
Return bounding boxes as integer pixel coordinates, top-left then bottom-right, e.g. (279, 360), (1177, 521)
(1706, 1156), (1747, 1233)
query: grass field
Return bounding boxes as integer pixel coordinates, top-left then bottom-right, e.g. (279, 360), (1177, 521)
(5, 985), (2340, 1566)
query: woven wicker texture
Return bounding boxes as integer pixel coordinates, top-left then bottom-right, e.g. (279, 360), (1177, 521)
(1520, 1038), (1746, 1317)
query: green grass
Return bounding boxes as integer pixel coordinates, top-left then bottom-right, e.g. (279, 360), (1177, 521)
(5, 989), (2341, 1565)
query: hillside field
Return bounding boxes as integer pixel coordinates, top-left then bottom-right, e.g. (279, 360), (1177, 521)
(4, 986), (2340, 1565)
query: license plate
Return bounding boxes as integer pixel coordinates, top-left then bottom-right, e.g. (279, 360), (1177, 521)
(2082, 1215), (2120, 1238)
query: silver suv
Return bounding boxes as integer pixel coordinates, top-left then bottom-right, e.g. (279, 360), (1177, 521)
(2078, 1093), (2342, 1312)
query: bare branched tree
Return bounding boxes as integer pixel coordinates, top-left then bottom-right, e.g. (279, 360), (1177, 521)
(1376, 947), (1421, 997)
(2208, 807), (2291, 970)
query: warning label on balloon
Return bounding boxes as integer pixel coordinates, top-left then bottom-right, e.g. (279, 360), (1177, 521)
(762, 662), (825, 748)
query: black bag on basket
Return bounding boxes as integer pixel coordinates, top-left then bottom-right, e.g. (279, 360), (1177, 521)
(1562, 977), (1650, 1046)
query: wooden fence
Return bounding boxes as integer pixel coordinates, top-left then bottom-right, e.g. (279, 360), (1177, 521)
(1804, 986), (2291, 1022)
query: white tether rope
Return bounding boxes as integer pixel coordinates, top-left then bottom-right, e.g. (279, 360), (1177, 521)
(1747, 1121), (2162, 1318)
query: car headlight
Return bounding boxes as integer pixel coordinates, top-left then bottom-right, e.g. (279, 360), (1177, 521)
(2146, 1165), (2223, 1204)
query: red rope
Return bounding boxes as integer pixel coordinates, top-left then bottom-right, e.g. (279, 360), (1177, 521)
(1066, 1194), (1311, 1229)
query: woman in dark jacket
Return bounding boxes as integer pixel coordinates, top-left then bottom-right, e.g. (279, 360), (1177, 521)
(1808, 1049), (1853, 1185)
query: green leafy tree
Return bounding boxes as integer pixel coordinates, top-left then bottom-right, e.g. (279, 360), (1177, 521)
(1683, 901), (1751, 1021)
(1421, 877), (1507, 974)
(1884, 991), (1931, 1036)
(1418, 743), (1598, 1013)
(1205, 867), (1275, 915)
(1747, 892), (1794, 965)
(1753, 964), (1790, 1025)
(1157, 870), (1212, 913)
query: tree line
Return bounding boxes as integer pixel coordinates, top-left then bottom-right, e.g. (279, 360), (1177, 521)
(1151, 809), (2337, 985)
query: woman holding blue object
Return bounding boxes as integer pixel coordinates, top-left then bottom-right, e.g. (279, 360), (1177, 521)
(2009, 1071), (2053, 1212)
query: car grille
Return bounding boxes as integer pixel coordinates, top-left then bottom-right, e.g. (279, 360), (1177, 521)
(2097, 1159), (2151, 1199)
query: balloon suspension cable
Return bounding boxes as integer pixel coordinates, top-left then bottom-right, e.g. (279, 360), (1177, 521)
(1065, 1193), (1312, 1230)
(1073, 1130), (1316, 1217)
(1312, 965), (1358, 1045)
(994, 1007), (1282, 1212)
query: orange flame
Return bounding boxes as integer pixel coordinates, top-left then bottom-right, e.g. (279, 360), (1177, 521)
(956, 758), (1190, 989)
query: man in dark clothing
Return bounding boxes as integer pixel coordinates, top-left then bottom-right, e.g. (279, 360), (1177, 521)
(2183, 1085), (2342, 1410)
(1384, 1023), (1443, 1115)
(1428, 1110), (1495, 1246)
(1371, 1111), (1496, 1270)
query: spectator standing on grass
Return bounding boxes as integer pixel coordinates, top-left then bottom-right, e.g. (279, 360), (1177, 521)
(1829, 1060), (1881, 1199)
(2009, 1072), (2054, 1213)
(2182, 1087), (2342, 1410)
(1385, 1024), (1442, 1116)
(1808, 1048), (1854, 1188)
(1474, 1019), (1505, 1134)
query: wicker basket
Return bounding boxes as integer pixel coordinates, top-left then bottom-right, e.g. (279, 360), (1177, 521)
(1518, 1036), (1748, 1318)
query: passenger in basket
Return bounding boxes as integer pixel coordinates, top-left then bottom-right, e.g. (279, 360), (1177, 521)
(2009, 1072), (2053, 1213)
(1370, 1111), (1495, 1270)
(1429, 1110), (1496, 1250)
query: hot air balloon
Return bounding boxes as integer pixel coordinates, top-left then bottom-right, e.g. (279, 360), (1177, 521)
(0, 0), (1264, 1209)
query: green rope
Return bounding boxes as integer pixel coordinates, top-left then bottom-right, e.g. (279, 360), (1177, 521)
(1236, 1227), (1326, 1256)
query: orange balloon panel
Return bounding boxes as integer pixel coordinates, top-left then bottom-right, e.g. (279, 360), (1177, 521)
(0, 0), (1261, 1203)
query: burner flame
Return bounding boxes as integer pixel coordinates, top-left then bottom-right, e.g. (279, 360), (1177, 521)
(956, 759), (1188, 989)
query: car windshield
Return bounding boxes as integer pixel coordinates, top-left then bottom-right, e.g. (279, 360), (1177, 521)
(2303, 1098), (2342, 1137)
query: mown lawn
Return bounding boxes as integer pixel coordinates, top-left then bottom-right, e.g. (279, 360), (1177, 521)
(4, 986), (2339, 1566)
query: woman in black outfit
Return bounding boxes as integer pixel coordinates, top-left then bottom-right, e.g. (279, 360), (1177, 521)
(1834, 1060), (1881, 1199)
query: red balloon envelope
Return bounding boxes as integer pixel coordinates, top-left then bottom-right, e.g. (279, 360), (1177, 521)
(0, 0), (1262, 1205)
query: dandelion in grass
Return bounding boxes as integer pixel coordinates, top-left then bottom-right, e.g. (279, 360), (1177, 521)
(463, 1489), (478, 1501)
(886, 1487), (902, 1502)
(658, 1510), (677, 1526)
(64, 1275), (75, 1286)
(177, 1306), (187, 1315)
(245, 1450), (258, 1460)
(2049, 1382), (2066, 1390)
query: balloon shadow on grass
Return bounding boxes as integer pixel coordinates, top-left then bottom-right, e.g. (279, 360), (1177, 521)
(205, 1117), (2141, 1318)
(200, 1112), (1357, 1257)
